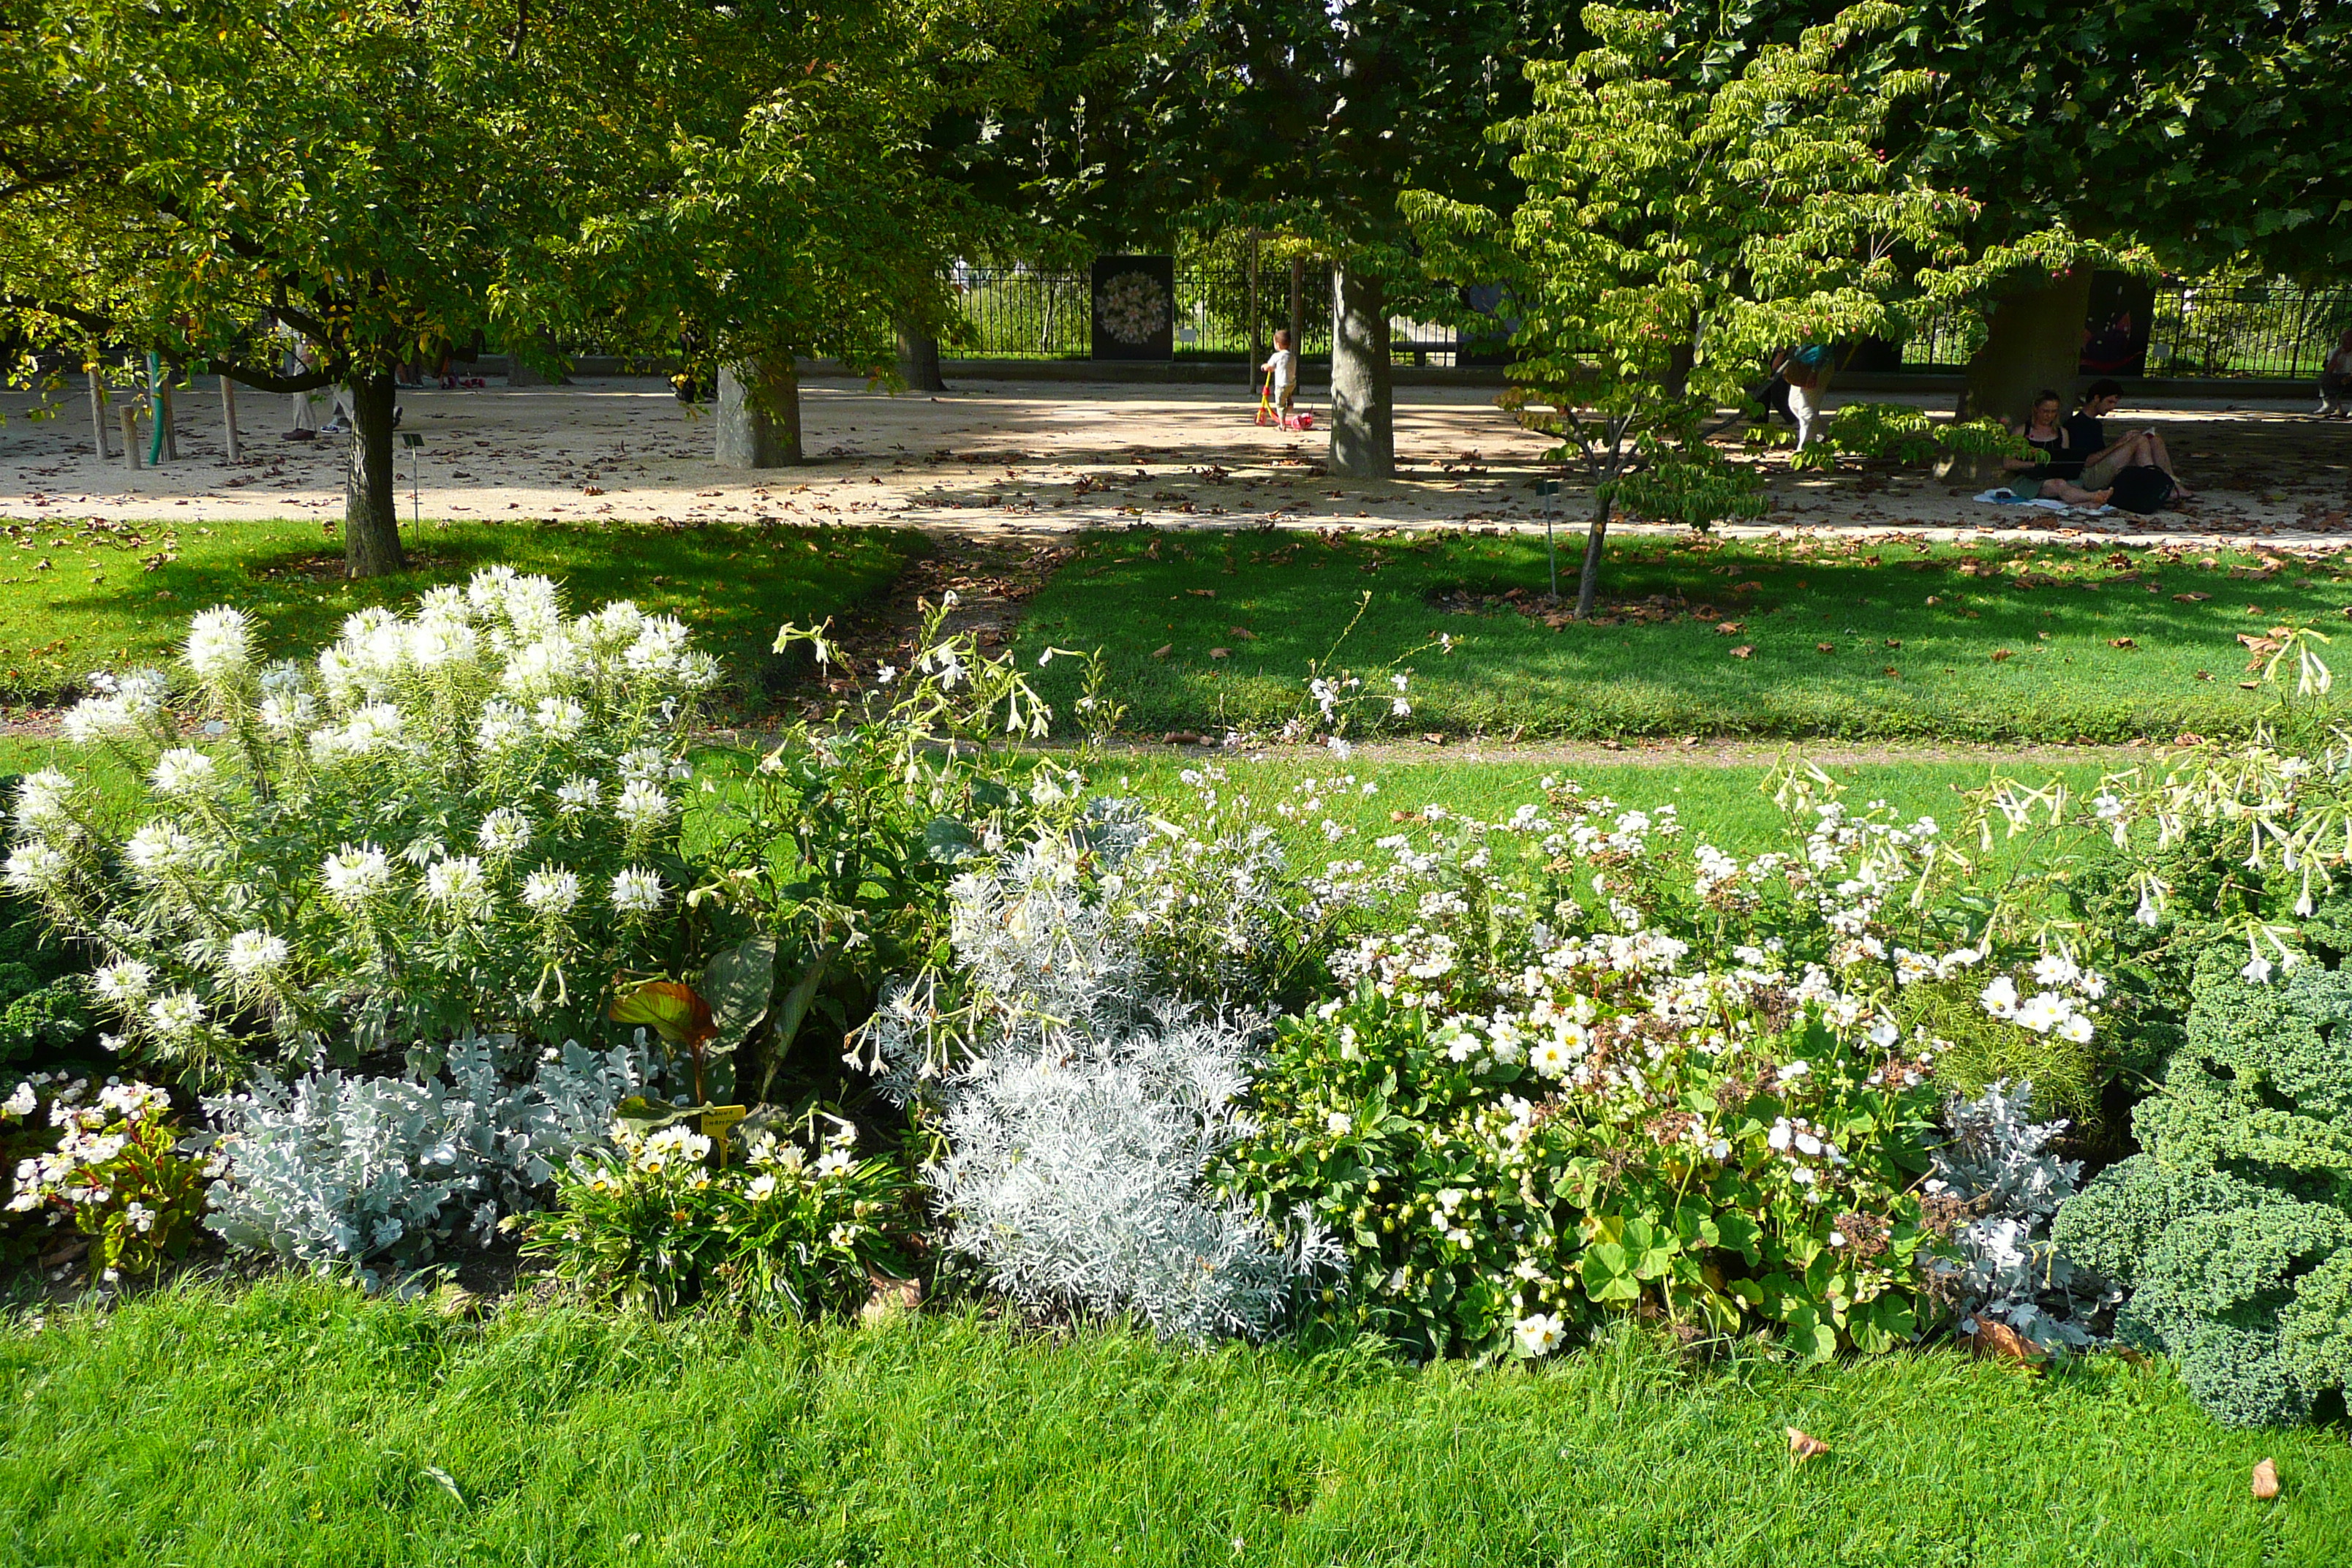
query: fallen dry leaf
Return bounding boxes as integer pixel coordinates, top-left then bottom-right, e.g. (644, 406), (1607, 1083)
(1990, 649), (2014, 662)
(1207, 647), (1230, 660)
(1964, 1320), (2038, 1363)
(1785, 1427), (1829, 1464)
(1884, 638), (1902, 648)
(1229, 626), (1259, 641)
(2252, 1458), (2279, 1500)
(1715, 620), (1744, 635)
(2195, 669), (2213, 682)
(1883, 666), (1901, 679)
(1924, 595), (1941, 606)
(2174, 592), (2212, 603)
(1186, 587), (1217, 598)
(2110, 637), (2138, 649)
(1422, 732), (1447, 746)
(1815, 641), (1835, 654)
(1150, 644), (1172, 659)
(1161, 730), (1206, 745)
(1729, 644), (1754, 659)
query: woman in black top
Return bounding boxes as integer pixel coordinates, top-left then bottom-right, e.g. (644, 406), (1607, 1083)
(2001, 390), (2112, 505)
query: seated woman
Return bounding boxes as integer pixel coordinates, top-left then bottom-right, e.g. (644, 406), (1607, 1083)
(2002, 390), (2111, 506)
(2321, 329), (2352, 418)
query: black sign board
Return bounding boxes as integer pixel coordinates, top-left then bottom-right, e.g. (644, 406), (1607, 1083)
(1090, 255), (1176, 361)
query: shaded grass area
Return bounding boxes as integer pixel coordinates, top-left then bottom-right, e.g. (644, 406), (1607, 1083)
(0, 516), (923, 706)
(0, 1281), (2341, 1567)
(1014, 529), (2352, 742)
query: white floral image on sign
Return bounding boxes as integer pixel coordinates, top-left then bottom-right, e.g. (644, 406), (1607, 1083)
(1096, 271), (1169, 345)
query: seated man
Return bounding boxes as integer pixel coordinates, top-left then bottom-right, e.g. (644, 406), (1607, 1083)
(2065, 380), (2194, 498)
(2321, 330), (2352, 418)
(2002, 389), (2112, 506)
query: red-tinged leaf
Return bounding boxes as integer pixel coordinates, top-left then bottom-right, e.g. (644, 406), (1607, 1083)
(1990, 649), (2014, 662)
(611, 980), (714, 1047)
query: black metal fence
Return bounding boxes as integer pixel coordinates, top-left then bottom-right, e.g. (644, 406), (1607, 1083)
(1902, 282), (2352, 379)
(950, 267), (2351, 380)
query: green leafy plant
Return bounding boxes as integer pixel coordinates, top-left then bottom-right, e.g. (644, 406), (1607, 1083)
(3, 1077), (206, 1280)
(1824, 402), (2032, 470)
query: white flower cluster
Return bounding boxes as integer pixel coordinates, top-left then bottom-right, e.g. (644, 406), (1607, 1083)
(1977, 952), (2106, 1046)
(5, 1076), (181, 1220)
(8, 572), (713, 1067)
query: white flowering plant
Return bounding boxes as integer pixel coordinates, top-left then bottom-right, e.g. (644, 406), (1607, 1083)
(4, 571), (717, 1081)
(1215, 773), (2123, 1363)
(3, 1074), (207, 1278)
(686, 598), (1112, 1107)
(525, 1114), (915, 1317)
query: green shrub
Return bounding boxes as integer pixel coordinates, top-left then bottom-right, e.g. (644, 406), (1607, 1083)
(2054, 954), (2352, 1427)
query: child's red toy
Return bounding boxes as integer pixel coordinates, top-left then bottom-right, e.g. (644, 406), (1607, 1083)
(1255, 374), (1314, 431)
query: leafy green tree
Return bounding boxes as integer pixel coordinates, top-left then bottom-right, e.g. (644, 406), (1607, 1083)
(1406, 1), (2057, 618)
(0, 0), (573, 577)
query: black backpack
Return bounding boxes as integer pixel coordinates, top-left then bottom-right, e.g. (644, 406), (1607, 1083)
(2108, 464), (2176, 515)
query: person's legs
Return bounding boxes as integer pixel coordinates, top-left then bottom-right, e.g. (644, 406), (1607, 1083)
(2079, 430), (2150, 489)
(2038, 477), (2113, 506)
(1787, 383), (1820, 449)
(2136, 429), (2193, 496)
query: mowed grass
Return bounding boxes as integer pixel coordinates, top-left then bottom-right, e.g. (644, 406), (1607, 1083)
(1, 1280), (2343, 1568)
(1014, 529), (2352, 742)
(0, 516), (923, 706)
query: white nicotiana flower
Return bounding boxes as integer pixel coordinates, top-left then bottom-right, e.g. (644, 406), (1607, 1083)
(614, 780), (675, 834)
(521, 867), (581, 917)
(184, 606), (253, 682)
(90, 960), (155, 1009)
(12, 770), (75, 832)
(222, 929), (290, 981)
(610, 866), (666, 916)
(476, 808), (533, 857)
(146, 991), (206, 1039)
(319, 844), (393, 905)
(150, 748), (220, 798)
(3, 841), (69, 894)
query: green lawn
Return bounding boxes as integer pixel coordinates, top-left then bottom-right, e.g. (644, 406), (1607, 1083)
(1013, 529), (2349, 742)
(0, 516), (923, 706)
(0, 1281), (2340, 1567)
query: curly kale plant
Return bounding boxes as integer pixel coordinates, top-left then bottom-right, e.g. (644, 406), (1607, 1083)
(2054, 958), (2352, 1426)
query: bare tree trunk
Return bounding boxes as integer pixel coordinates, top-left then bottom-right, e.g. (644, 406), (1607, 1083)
(1966, 268), (2094, 426)
(86, 370), (113, 458)
(1289, 256), (1305, 362)
(717, 358), (802, 468)
(1247, 229), (1262, 391)
(1574, 480), (1611, 620)
(344, 372), (405, 578)
(1328, 263), (1394, 478)
(897, 321), (946, 392)
(219, 375), (242, 462)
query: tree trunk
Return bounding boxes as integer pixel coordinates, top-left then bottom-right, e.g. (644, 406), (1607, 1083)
(1328, 263), (1393, 478)
(343, 372), (405, 578)
(506, 336), (568, 388)
(1289, 257), (1305, 361)
(1574, 482), (1610, 621)
(1964, 268), (2093, 426)
(897, 321), (946, 392)
(717, 358), (802, 468)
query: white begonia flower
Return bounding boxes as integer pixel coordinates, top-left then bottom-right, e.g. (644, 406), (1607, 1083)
(146, 991), (207, 1039)
(614, 780), (676, 834)
(610, 866), (666, 916)
(150, 748), (220, 798)
(422, 856), (491, 911)
(1776, 1060), (1810, 1084)
(2, 1082), (35, 1119)
(12, 770), (75, 832)
(184, 606), (254, 682)
(521, 867), (581, 916)
(222, 929), (290, 980)
(1514, 1312), (1565, 1356)
(476, 808), (533, 857)
(90, 960), (155, 1009)
(319, 844), (393, 905)
(4, 841), (71, 894)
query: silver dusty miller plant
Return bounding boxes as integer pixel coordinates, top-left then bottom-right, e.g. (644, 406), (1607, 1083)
(1928, 1079), (2117, 1352)
(203, 1033), (656, 1289)
(859, 825), (1335, 1341)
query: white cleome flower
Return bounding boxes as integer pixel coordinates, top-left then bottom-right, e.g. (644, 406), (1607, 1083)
(150, 748), (221, 798)
(613, 780), (675, 834)
(145, 992), (206, 1039)
(476, 809), (533, 857)
(184, 606), (254, 682)
(4, 841), (70, 894)
(423, 856), (491, 912)
(222, 929), (290, 981)
(553, 777), (603, 818)
(610, 866), (666, 916)
(532, 697), (585, 739)
(122, 821), (198, 880)
(319, 844), (393, 905)
(520, 867), (581, 916)
(12, 770), (75, 832)
(89, 960), (156, 1009)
